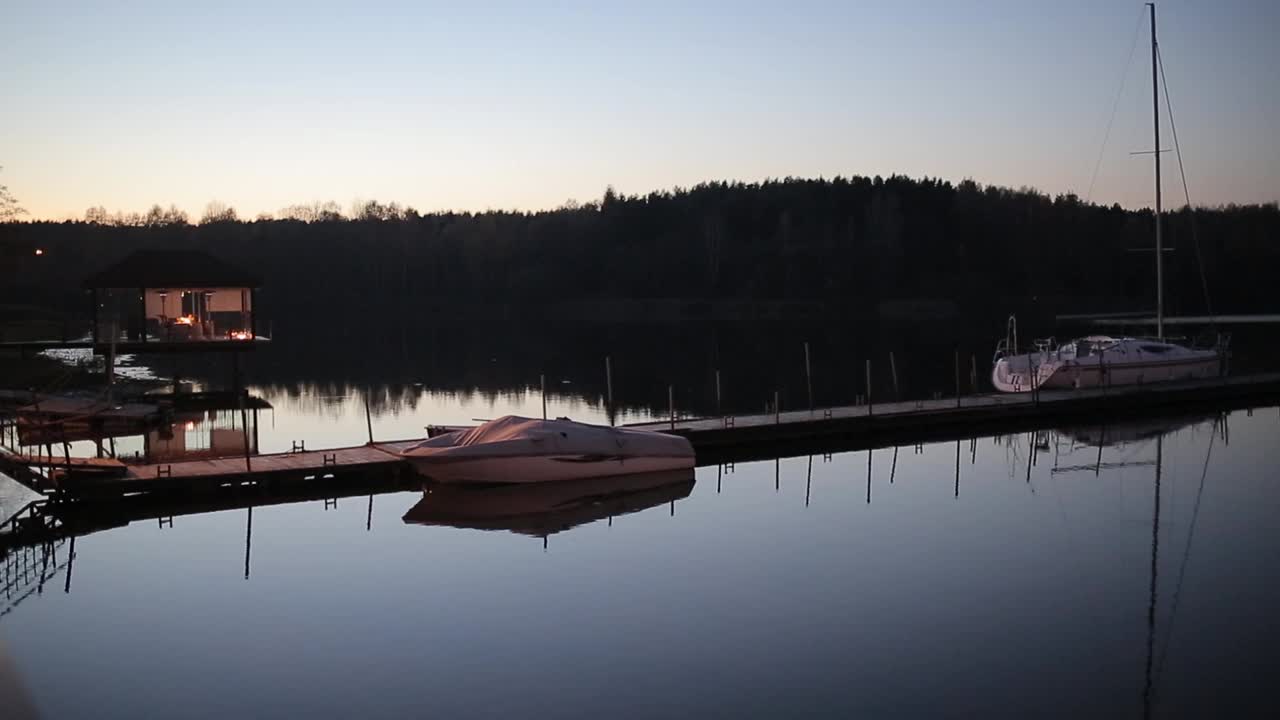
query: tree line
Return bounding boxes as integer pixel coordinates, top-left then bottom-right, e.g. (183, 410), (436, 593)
(2, 175), (1277, 334)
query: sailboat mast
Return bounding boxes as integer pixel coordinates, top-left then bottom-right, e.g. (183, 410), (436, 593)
(1150, 2), (1164, 340)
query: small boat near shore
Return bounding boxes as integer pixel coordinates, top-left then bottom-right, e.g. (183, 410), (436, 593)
(399, 415), (695, 484)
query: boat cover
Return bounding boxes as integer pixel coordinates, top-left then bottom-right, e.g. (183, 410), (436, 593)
(401, 415), (694, 460)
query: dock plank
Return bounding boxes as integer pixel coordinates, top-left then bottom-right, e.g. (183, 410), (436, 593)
(12, 455), (126, 472)
(123, 443), (409, 482)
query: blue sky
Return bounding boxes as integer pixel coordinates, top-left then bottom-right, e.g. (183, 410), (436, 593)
(2, 0), (1277, 219)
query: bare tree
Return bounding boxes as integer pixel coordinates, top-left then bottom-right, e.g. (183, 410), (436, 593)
(84, 206), (111, 224)
(200, 201), (238, 224)
(280, 201), (344, 222)
(142, 204), (189, 226)
(0, 166), (27, 221)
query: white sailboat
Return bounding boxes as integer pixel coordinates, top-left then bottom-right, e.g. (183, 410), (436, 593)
(992, 3), (1221, 394)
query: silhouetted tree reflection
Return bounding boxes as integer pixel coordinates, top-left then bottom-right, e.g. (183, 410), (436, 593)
(3, 176), (1278, 414)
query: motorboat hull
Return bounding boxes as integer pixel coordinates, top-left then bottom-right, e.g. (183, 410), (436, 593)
(405, 452), (695, 484)
(400, 415), (696, 484)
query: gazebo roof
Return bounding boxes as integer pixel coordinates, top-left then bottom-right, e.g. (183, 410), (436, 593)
(82, 250), (261, 289)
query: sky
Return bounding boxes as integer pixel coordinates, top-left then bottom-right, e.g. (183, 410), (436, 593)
(2, 0), (1277, 220)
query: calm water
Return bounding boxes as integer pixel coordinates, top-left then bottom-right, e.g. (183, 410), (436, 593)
(3, 398), (1278, 718)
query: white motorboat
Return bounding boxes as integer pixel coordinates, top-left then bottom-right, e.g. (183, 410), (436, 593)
(992, 5), (1222, 394)
(991, 330), (1219, 393)
(399, 415), (695, 484)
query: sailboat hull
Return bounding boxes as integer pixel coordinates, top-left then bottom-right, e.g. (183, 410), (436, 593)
(992, 348), (1219, 393)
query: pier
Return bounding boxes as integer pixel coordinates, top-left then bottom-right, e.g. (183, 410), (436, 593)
(628, 372), (1280, 464)
(1, 372), (1278, 506)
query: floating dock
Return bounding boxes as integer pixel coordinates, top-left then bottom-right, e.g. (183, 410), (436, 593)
(2, 373), (1279, 503)
(0, 440), (423, 500)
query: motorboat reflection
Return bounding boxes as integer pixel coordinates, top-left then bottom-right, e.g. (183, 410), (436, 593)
(401, 468), (695, 537)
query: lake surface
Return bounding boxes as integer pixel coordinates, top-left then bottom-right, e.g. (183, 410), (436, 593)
(3, 388), (1278, 718)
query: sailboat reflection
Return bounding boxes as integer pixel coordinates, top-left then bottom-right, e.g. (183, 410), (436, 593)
(1053, 413), (1216, 449)
(402, 469), (696, 537)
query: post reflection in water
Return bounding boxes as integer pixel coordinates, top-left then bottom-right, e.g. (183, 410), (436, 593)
(0, 407), (1274, 718)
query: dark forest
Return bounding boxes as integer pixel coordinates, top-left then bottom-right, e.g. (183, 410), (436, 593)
(2, 175), (1277, 340)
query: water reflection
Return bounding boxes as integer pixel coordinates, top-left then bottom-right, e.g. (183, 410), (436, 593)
(402, 469), (695, 539)
(1054, 413), (1217, 449)
(0, 406), (1275, 718)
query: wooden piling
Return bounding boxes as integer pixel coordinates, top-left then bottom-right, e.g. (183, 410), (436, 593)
(804, 342), (814, 412)
(889, 351), (900, 401)
(239, 392), (253, 473)
(954, 350), (962, 408)
(605, 356), (614, 426)
(866, 359), (873, 416)
(774, 391), (780, 424)
(540, 374), (547, 420)
(363, 391), (374, 444)
(715, 369), (722, 418)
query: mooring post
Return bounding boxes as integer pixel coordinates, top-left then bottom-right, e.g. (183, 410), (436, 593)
(668, 385), (675, 431)
(1031, 354), (1040, 407)
(605, 356), (614, 426)
(364, 390), (374, 444)
(715, 369), (722, 418)
(889, 351), (900, 402)
(239, 392), (252, 473)
(954, 350), (962, 408)
(804, 342), (814, 412)
(970, 354), (978, 394)
(774, 391), (780, 424)
(866, 359), (873, 416)
(540, 374), (547, 420)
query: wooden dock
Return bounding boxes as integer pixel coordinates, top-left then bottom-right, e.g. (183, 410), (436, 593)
(2, 372), (1278, 502)
(50, 440), (423, 500)
(625, 372), (1280, 463)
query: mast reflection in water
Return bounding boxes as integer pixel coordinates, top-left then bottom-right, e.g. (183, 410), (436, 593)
(0, 408), (1275, 719)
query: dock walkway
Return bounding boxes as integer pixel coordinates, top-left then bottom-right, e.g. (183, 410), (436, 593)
(625, 372), (1280, 460)
(3, 373), (1279, 501)
(57, 440), (422, 499)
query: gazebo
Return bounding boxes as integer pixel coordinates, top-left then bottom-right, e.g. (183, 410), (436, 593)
(83, 250), (264, 352)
